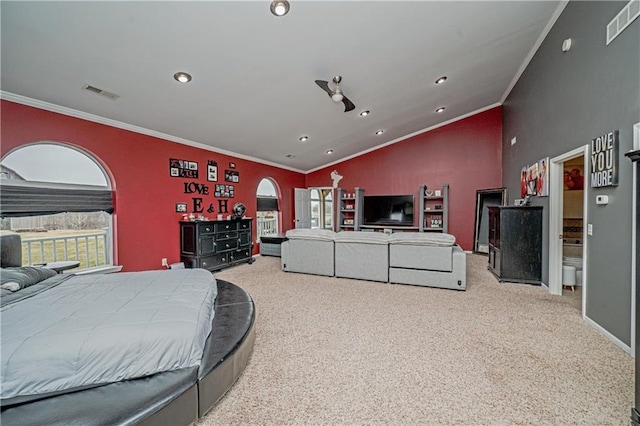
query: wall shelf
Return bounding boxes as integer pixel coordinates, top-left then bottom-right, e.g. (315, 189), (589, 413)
(336, 187), (364, 231)
(418, 184), (449, 233)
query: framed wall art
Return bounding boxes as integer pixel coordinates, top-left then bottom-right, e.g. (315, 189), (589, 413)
(225, 170), (239, 183)
(169, 158), (198, 179)
(537, 157), (549, 196)
(207, 160), (218, 182)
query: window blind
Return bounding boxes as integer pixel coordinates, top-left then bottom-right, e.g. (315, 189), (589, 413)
(257, 197), (279, 212)
(0, 182), (114, 217)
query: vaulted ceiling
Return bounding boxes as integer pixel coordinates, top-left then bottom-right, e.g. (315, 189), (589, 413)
(1, 1), (562, 172)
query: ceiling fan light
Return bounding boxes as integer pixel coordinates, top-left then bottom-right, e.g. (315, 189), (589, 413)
(270, 0), (290, 16)
(331, 92), (344, 102)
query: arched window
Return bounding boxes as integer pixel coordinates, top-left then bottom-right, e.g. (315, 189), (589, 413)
(0, 143), (115, 270)
(256, 178), (280, 241)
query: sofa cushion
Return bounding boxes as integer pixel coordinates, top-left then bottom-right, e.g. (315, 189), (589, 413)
(388, 232), (455, 246)
(389, 244), (453, 272)
(334, 232), (389, 245)
(285, 229), (336, 241)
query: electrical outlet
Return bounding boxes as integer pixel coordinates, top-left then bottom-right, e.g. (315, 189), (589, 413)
(161, 258), (168, 267)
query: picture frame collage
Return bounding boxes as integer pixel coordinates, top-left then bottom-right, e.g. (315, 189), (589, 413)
(171, 159), (240, 213)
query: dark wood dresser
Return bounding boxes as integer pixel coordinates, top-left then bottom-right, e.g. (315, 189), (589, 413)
(487, 206), (542, 285)
(180, 218), (254, 272)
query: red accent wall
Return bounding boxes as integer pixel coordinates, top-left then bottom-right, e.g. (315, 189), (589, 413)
(305, 107), (503, 250)
(1, 100), (305, 271)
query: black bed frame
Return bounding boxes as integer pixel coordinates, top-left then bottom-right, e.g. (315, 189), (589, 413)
(0, 279), (255, 426)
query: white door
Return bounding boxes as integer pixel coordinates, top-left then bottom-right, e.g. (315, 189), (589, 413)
(294, 188), (311, 229)
(549, 146), (588, 313)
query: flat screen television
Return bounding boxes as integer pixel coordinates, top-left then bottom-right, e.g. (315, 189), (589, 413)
(363, 194), (414, 226)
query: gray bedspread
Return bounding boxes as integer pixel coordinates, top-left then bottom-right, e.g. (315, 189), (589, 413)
(1, 268), (217, 402)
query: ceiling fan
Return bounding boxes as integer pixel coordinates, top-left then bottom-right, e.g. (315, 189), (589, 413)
(315, 76), (355, 112)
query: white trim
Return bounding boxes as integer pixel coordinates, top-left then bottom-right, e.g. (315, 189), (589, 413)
(305, 102), (502, 174)
(500, 1), (569, 103)
(584, 315), (633, 356)
(3, 91), (504, 176)
(549, 146), (589, 313)
(0, 91), (306, 174)
(632, 122), (640, 357)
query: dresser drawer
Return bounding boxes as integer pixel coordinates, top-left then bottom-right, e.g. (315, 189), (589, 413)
(199, 253), (228, 270)
(215, 222), (236, 232)
(216, 237), (238, 251)
(230, 248), (251, 262)
(238, 220), (251, 230)
(198, 223), (215, 234)
(216, 231), (238, 240)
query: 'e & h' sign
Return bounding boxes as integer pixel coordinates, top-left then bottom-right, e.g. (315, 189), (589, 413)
(590, 130), (619, 188)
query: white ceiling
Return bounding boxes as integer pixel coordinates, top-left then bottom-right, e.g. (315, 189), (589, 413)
(1, 1), (562, 173)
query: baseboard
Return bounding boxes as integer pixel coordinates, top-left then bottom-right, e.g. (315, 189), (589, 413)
(584, 315), (633, 356)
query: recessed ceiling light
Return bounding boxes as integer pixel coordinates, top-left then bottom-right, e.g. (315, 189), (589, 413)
(360, 110), (370, 117)
(435, 76), (447, 84)
(375, 130), (384, 135)
(299, 136), (309, 142)
(326, 149), (334, 155)
(173, 72), (192, 83)
(286, 154), (296, 159)
(436, 107), (446, 113)
(270, 0), (290, 16)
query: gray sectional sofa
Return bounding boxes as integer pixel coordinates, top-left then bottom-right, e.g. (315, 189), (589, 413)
(281, 229), (466, 290)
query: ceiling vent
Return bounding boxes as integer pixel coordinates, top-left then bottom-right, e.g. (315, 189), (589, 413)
(607, 0), (639, 45)
(82, 84), (120, 100)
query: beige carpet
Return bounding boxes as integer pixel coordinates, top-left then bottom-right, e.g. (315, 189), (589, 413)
(199, 253), (633, 425)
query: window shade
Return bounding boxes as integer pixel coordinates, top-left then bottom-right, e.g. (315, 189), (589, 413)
(0, 183), (114, 217)
(257, 197), (279, 212)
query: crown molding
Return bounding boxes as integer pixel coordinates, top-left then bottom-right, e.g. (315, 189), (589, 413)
(0, 91), (305, 174)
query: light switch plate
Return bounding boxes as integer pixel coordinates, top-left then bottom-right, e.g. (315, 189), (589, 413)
(587, 223), (593, 236)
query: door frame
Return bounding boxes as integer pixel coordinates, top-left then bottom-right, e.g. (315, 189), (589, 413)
(631, 122), (640, 355)
(548, 145), (589, 317)
(473, 188), (508, 254)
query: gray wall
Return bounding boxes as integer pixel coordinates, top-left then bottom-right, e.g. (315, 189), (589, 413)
(502, 1), (639, 346)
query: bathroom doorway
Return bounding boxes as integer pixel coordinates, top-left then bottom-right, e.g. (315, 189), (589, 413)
(549, 146), (588, 316)
(561, 157), (585, 305)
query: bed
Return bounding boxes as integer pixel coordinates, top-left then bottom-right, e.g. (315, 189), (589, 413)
(0, 263), (255, 425)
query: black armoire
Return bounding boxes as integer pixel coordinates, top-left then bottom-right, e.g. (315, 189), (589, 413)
(487, 206), (543, 285)
(626, 149), (640, 425)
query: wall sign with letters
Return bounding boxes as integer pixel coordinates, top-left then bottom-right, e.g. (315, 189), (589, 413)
(590, 130), (619, 188)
